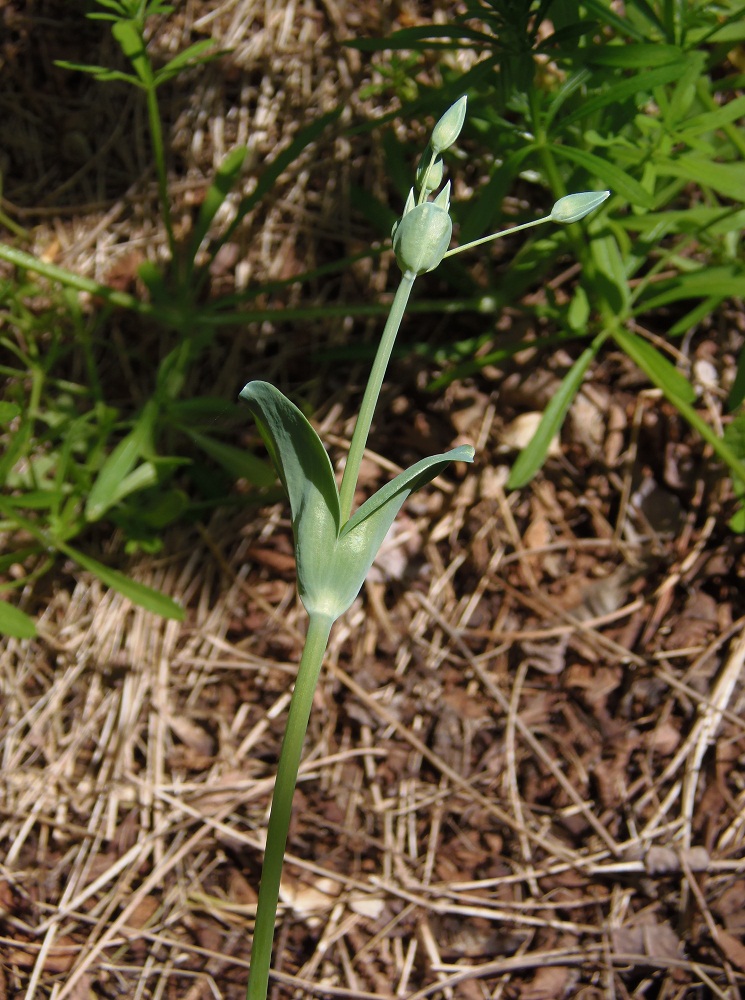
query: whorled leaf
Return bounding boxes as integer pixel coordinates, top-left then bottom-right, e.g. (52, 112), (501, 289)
(241, 380), (475, 622)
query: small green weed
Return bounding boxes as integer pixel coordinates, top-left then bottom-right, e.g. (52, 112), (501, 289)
(0, 1), (342, 636)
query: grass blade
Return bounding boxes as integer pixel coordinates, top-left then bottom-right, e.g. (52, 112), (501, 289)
(508, 337), (605, 490)
(61, 544), (185, 620)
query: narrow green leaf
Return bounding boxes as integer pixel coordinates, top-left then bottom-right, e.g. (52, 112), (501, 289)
(343, 445), (474, 539)
(551, 146), (652, 208)
(54, 59), (141, 86)
(556, 64), (684, 131)
(634, 265), (745, 311)
(582, 43), (683, 67)
(327, 445), (475, 620)
(728, 349), (745, 411)
(86, 402), (157, 521)
(677, 95), (745, 140)
(155, 39), (219, 85)
(345, 24), (496, 51)
(655, 157), (745, 203)
(240, 381), (341, 613)
(508, 343), (599, 490)
(187, 146), (248, 263)
(189, 430), (275, 487)
(61, 544), (184, 620)
(591, 232), (631, 315)
(0, 600), (37, 639)
(611, 327), (696, 405)
(112, 20), (153, 86)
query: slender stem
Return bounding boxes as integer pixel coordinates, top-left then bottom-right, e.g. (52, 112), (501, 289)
(442, 215), (550, 258)
(338, 270), (416, 522)
(246, 612), (334, 1000)
(145, 83), (176, 260)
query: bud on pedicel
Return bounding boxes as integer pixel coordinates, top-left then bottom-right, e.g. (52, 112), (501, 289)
(550, 190), (610, 224)
(416, 151), (444, 193)
(431, 95), (467, 153)
(393, 202), (452, 275)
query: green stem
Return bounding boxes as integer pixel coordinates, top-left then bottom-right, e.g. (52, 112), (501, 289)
(246, 611), (334, 1000)
(338, 270), (416, 522)
(443, 215), (550, 258)
(145, 83), (176, 260)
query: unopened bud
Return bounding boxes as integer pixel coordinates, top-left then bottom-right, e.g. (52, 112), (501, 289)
(416, 151), (444, 193)
(393, 202), (452, 275)
(550, 190), (610, 224)
(431, 95), (467, 153)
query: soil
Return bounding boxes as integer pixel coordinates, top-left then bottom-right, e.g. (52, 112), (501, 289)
(1, 2), (744, 999)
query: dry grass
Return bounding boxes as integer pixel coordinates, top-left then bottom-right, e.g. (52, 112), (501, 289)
(2, 1), (745, 999)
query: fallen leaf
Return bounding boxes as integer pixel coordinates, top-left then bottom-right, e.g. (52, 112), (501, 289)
(714, 926), (745, 973)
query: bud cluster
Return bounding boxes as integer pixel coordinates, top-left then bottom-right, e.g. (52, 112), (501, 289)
(391, 94), (610, 277)
(392, 96), (467, 276)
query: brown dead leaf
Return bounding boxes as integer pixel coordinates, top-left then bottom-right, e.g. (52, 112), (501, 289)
(612, 919), (684, 966)
(714, 926), (745, 973)
(228, 868), (258, 907)
(124, 894), (160, 931)
(519, 964), (574, 999)
(8, 936), (78, 973)
(713, 882), (745, 934)
(500, 412), (561, 457)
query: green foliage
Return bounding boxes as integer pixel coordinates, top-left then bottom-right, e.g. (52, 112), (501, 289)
(352, 0), (745, 516)
(0, 0), (340, 634)
(241, 381), (473, 621)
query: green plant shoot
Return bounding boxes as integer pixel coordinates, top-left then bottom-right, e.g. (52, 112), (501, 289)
(241, 96), (607, 1000)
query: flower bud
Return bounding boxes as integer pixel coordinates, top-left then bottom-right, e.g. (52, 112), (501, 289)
(550, 190), (610, 224)
(416, 150), (444, 193)
(431, 95), (467, 153)
(393, 202), (452, 275)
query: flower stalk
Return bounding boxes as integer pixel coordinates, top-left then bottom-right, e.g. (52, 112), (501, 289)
(243, 95), (609, 1000)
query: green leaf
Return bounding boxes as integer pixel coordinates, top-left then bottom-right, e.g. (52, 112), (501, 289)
(591, 231), (631, 315)
(0, 402), (21, 423)
(0, 600), (37, 639)
(551, 146), (653, 208)
(508, 341), (600, 490)
(345, 24), (496, 51)
(676, 95), (745, 140)
(61, 543), (184, 620)
(112, 19), (153, 86)
(555, 63), (684, 131)
(655, 157), (745, 203)
(187, 146), (248, 263)
(611, 327), (696, 405)
(330, 444), (474, 620)
(241, 381), (475, 622)
(86, 402), (157, 521)
(154, 39), (221, 85)
(582, 43), (683, 67)
(239, 381), (341, 615)
(188, 430), (275, 487)
(54, 59), (141, 86)
(634, 265), (745, 311)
